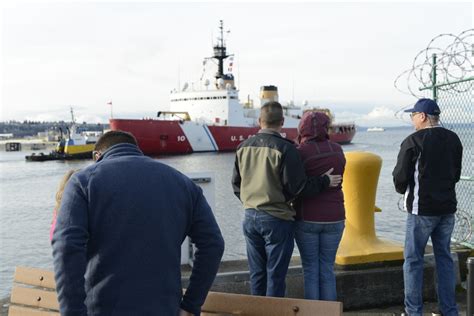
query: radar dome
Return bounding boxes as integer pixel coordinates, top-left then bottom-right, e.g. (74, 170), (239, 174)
(217, 78), (225, 89)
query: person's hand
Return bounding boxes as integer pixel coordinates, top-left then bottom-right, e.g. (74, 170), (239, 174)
(323, 168), (342, 187)
(179, 309), (193, 316)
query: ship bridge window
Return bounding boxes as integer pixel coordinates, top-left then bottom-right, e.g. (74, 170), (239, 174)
(171, 96), (232, 101)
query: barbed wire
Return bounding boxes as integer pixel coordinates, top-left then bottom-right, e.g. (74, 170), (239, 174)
(394, 29), (474, 99)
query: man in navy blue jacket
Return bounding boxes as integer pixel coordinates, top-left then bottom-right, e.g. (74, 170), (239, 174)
(52, 131), (224, 316)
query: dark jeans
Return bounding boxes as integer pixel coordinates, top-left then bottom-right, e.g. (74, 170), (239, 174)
(243, 209), (295, 297)
(404, 213), (458, 316)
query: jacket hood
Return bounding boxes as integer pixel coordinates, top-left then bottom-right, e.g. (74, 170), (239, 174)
(297, 111), (330, 144)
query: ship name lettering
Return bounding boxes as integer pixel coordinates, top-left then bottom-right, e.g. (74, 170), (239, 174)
(231, 136), (237, 141)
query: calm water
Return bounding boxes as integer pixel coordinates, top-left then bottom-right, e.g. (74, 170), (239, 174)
(0, 127), (417, 298)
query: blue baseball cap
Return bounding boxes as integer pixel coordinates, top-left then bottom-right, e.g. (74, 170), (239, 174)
(404, 98), (441, 115)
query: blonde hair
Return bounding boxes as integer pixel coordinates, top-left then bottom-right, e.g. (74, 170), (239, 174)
(55, 169), (76, 211)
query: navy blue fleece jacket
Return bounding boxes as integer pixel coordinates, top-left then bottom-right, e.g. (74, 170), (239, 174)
(52, 143), (224, 315)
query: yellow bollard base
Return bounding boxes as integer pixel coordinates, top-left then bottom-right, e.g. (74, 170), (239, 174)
(336, 236), (404, 266)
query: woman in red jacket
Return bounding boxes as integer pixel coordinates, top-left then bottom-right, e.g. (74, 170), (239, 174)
(295, 111), (346, 301)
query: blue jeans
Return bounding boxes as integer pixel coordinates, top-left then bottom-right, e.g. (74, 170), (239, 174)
(404, 213), (458, 316)
(243, 209), (295, 297)
(295, 221), (344, 300)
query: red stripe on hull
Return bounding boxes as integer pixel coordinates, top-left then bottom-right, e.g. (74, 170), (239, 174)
(110, 119), (193, 155)
(110, 119), (355, 155)
(207, 126), (259, 151)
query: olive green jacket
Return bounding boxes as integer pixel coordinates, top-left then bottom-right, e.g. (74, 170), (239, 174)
(232, 129), (329, 220)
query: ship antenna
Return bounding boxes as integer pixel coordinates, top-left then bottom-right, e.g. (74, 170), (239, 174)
(213, 20), (229, 80)
(70, 106), (76, 125)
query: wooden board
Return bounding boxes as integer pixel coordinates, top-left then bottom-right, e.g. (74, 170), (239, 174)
(202, 291), (342, 316)
(10, 287), (59, 311)
(8, 305), (59, 316)
(14, 267), (56, 289)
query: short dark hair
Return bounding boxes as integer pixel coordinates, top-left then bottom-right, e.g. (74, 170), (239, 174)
(94, 130), (138, 152)
(260, 101), (284, 128)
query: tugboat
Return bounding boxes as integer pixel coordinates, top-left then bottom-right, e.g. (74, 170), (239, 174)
(110, 21), (356, 156)
(25, 108), (100, 161)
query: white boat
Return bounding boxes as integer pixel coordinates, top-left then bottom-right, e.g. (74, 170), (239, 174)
(367, 127), (385, 132)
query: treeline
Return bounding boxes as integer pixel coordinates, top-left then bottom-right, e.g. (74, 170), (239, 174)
(0, 121), (109, 138)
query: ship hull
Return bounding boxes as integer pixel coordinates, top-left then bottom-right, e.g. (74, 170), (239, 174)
(110, 119), (355, 156)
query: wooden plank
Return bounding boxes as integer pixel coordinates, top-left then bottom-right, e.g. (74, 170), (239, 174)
(10, 287), (59, 311)
(201, 313), (241, 316)
(8, 305), (60, 316)
(14, 267), (56, 289)
(202, 291), (343, 316)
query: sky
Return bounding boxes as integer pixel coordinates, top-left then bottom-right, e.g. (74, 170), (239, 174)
(1, 1), (472, 126)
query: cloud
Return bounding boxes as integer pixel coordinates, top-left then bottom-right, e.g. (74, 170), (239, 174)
(334, 106), (411, 127)
(366, 107), (396, 119)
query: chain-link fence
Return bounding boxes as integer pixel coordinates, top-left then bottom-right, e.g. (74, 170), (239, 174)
(422, 77), (473, 248)
(394, 29), (473, 248)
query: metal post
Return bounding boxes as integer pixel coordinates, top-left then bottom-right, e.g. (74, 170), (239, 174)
(468, 257), (474, 316)
(432, 54), (438, 101)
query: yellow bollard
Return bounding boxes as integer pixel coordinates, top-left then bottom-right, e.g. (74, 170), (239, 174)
(336, 152), (404, 266)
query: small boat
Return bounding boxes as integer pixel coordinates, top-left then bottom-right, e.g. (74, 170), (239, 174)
(367, 127), (385, 132)
(5, 142), (21, 152)
(25, 151), (95, 162)
(25, 108), (101, 161)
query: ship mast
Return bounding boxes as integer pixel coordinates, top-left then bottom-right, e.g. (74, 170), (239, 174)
(70, 106), (76, 125)
(69, 106), (77, 137)
(213, 20), (229, 80)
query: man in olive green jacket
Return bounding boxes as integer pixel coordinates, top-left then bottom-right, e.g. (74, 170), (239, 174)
(232, 101), (340, 297)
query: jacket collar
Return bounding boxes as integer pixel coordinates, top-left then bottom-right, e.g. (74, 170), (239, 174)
(97, 143), (143, 162)
(258, 128), (283, 137)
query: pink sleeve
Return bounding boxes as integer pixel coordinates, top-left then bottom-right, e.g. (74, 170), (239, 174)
(50, 212), (57, 242)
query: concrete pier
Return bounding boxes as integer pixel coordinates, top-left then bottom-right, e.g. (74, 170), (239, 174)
(181, 249), (472, 312)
